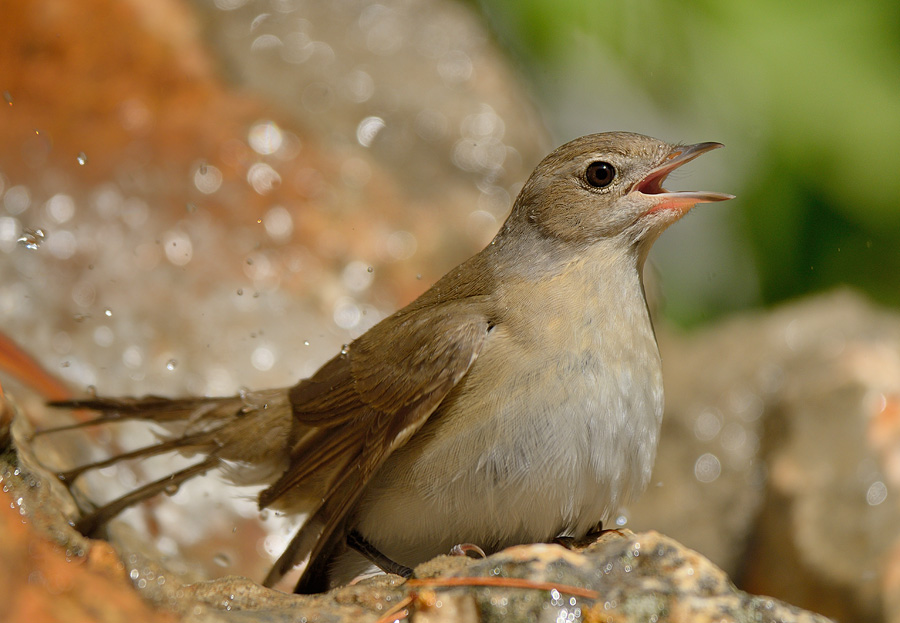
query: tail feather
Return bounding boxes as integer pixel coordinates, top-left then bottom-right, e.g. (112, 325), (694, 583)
(44, 395), (245, 431)
(75, 457), (221, 536)
(56, 430), (219, 484)
(262, 461), (367, 591)
(46, 389), (294, 533)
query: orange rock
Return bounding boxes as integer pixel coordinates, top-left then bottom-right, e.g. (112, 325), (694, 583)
(0, 488), (177, 623)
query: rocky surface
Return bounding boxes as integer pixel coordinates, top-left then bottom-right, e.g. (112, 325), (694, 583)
(0, 0), (550, 409)
(0, 0), (550, 588)
(630, 291), (900, 622)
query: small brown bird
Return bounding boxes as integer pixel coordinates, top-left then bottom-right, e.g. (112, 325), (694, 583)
(48, 132), (732, 593)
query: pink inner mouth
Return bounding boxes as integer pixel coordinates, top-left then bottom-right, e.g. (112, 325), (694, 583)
(635, 168), (670, 195)
(632, 143), (733, 206)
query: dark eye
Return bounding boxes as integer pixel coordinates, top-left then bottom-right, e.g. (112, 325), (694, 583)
(584, 161), (616, 188)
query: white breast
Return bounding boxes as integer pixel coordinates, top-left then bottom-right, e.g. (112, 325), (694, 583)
(354, 244), (664, 567)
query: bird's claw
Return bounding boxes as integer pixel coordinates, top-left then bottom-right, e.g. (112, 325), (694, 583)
(449, 543), (486, 559)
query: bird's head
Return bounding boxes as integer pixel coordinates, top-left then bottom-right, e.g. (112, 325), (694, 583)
(510, 132), (733, 253)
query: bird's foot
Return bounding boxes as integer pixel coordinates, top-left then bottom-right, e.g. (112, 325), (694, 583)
(555, 521), (627, 550)
(553, 536), (576, 549)
(586, 520), (628, 540)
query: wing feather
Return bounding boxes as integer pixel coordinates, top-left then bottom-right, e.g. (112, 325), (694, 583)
(261, 299), (491, 589)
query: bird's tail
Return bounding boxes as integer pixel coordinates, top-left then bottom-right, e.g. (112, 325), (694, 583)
(43, 389), (293, 536)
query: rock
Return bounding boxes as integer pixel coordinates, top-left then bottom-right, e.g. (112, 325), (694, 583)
(0, 0), (549, 587)
(0, 397), (176, 623)
(0, 0), (550, 409)
(629, 290), (900, 622)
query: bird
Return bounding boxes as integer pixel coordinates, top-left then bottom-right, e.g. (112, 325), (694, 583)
(46, 131), (733, 593)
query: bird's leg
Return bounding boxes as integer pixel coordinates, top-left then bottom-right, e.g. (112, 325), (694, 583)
(346, 530), (413, 578)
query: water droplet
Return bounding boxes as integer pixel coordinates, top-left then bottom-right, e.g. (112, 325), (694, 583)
(247, 163), (281, 195)
(694, 453), (721, 483)
(130, 569), (140, 580)
(340, 344), (349, 356)
(342, 260), (375, 292)
(4, 185), (31, 214)
(104, 308), (112, 317)
(262, 205), (293, 241)
(251, 346), (275, 371)
(356, 116), (385, 147)
(438, 50), (473, 85)
(236, 288), (243, 296)
(163, 482), (179, 495)
(46, 193), (76, 223)
(333, 298), (361, 329)
(93, 325), (114, 347)
(693, 409), (722, 441)
(76, 152), (88, 165)
(213, 552), (232, 567)
(386, 231), (417, 260)
(303, 340), (310, 346)
(163, 230), (193, 266)
(193, 163), (222, 194)
(3, 91), (12, 106)
(866, 481), (888, 506)
(166, 359), (177, 371)
(17, 227), (44, 250)
(248, 121), (283, 155)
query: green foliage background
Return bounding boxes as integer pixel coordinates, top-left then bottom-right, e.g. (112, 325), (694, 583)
(477, 0), (900, 324)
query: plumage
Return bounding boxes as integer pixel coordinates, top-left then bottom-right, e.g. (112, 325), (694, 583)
(47, 132), (732, 593)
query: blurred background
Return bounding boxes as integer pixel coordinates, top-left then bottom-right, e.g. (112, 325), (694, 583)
(478, 0), (900, 324)
(1, 0), (899, 621)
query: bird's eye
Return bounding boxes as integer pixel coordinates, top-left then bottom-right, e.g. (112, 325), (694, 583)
(584, 161), (616, 188)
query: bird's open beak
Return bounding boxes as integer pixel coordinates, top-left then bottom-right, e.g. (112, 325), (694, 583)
(634, 142), (735, 213)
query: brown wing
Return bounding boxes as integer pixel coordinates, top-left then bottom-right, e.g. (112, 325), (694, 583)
(260, 299), (492, 588)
